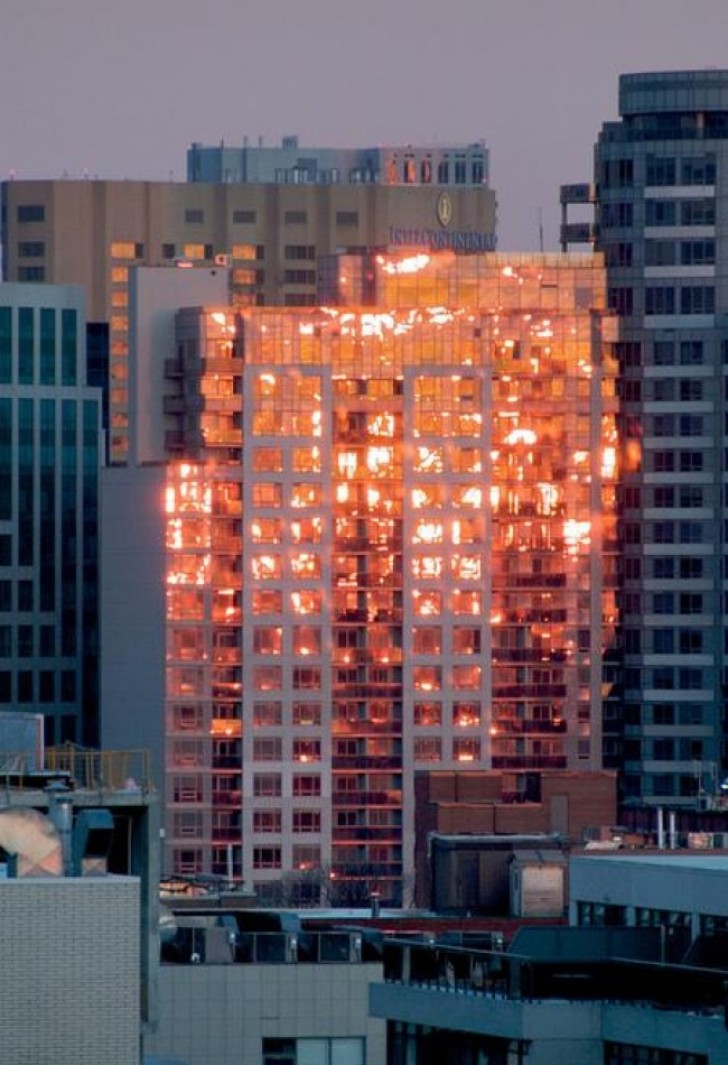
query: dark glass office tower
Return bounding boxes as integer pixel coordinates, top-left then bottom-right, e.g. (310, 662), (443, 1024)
(564, 71), (728, 807)
(0, 284), (101, 748)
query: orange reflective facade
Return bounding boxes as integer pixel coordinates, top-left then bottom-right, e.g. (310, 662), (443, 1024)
(163, 252), (617, 904)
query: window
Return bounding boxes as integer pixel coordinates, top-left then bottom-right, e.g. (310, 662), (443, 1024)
(600, 202), (633, 227)
(17, 241), (45, 258)
(18, 267), (44, 281)
(645, 240), (676, 266)
(414, 702), (441, 726)
(682, 154), (716, 185)
(233, 209), (256, 224)
(680, 199), (715, 226)
(680, 286), (714, 314)
(253, 737), (282, 761)
(253, 809), (282, 833)
(17, 204), (45, 222)
(679, 414), (703, 437)
(336, 211), (358, 226)
(185, 208), (204, 223)
(645, 200), (676, 226)
(608, 287), (633, 315)
(284, 244), (316, 260)
(681, 239), (715, 265)
(645, 156), (676, 186)
(645, 286), (675, 315)
(293, 810), (321, 833)
(284, 210), (308, 225)
(253, 701), (282, 726)
(653, 630), (674, 654)
(253, 773), (281, 797)
(652, 340), (675, 366)
(253, 846), (281, 869)
(653, 592), (674, 614)
(293, 774), (321, 796)
(680, 340), (704, 365)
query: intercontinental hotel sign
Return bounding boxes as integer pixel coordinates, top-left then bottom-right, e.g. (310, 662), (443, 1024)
(388, 191), (496, 252)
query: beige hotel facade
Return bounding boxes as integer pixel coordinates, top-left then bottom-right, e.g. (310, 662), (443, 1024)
(1, 176), (496, 462)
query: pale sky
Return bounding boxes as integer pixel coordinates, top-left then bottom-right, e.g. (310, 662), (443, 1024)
(2, 0), (728, 249)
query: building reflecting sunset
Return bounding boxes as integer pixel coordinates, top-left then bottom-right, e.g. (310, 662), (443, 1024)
(157, 252), (617, 903)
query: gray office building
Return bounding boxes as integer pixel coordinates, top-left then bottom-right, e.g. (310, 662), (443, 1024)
(562, 70), (728, 807)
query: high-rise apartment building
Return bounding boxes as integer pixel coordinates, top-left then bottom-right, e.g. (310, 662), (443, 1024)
(562, 70), (728, 807)
(106, 253), (617, 901)
(1, 158), (495, 463)
(0, 284), (101, 746)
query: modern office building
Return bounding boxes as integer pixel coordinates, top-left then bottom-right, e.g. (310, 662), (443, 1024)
(563, 70), (728, 809)
(1, 168), (496, 463)
(105, 251), (617, 902)
(0, 283), (101, 747)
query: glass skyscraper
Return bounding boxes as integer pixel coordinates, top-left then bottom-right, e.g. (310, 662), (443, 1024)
(0, 284), (101, 747)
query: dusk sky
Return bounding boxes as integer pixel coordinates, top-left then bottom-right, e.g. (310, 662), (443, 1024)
(2, 0), (728, 249)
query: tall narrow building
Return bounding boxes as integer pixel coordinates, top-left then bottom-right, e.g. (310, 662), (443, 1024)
(562, 70), (728, 806)
(0, 284), (101, 746)
(107, 253), (617, 902)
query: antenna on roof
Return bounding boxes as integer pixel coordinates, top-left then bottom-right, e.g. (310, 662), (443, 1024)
(538, 208), (544, 253)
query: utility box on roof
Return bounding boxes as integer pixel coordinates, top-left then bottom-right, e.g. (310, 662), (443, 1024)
(510, 849), (567, 917)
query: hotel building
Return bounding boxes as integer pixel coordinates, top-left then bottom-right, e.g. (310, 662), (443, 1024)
(0, 284), (101, 746)
(1, 147), (495, 463)
(106, 252), (617, 901)
(562, 70), (728, 807)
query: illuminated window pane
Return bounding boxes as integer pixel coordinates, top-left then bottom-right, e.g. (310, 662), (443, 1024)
(454, 737), (481, 762)
(291, 590), (322, 614)
(253, 626), (283, 655)
(294, 626), (321, 656)
(291, 483), (322, 508)
(253, 666), (282, 691)
(452, 627), (482, 655)
(293, 667), (322, 690)
(452, 590), (482, 615)
(413, 666), (441, 692)
(251, 554), (282, 580)
(292, 845), (321, 870)
(251, 518), (283, 543)
(452, 554), (481, 580)
(412, 556), (443, 579)
(292, 446), (322, 472)
(291, 553), (321, 578)
(252, 483), (282, 507)
(293, 739), (321, 762)
(452, 665), (481, 690)
(252, 590), (283, 614)
(453, 702), (481, 726)
(293, 702), (321, 725)
(414, 737), (442, 762)
(253, 447), (283, 472)
(412, 627), (442, 655)
(413, 591), (442, 616)
(291, 518), (322, 543)
(414, 702), (441, 726)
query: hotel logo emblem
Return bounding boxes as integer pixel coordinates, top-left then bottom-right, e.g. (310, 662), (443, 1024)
(436, 191), (453, 228)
